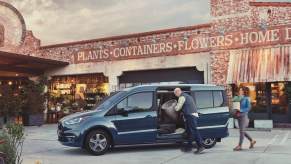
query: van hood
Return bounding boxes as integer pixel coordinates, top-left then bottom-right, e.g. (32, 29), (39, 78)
(60, 110), (101, 123)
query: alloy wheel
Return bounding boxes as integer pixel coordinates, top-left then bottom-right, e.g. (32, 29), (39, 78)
(89, 133), (108, 152)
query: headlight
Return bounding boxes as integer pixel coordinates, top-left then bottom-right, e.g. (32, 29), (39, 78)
(64, 117), (85, 125)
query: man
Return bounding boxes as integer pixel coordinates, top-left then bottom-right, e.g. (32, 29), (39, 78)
(174, 88), (205, 154)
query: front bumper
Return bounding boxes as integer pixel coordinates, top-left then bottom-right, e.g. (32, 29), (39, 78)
(57, 123), (82, 147)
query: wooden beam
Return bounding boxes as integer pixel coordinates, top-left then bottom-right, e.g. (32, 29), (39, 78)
(0, 51), (69, 66)
(0, 64), (43, 75)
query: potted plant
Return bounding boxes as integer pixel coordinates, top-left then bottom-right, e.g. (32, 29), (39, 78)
(22, 76), (47, 126)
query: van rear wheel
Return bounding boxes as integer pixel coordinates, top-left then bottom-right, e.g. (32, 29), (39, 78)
(202, 138), (216, 149)
(85, 130), (111, 155)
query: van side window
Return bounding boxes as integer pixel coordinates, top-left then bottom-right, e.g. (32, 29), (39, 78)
(194, 91), (213, 109)
(213, 91), (224, 107)
(117, 98), (127, 109)
(117, 92), (153, 113)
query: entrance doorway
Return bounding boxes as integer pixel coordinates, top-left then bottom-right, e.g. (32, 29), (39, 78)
(234, 82), (291, 123)
(270, 82), (291, 123)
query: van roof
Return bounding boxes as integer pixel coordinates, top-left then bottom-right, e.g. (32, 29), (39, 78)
(122, 84), (225, 92)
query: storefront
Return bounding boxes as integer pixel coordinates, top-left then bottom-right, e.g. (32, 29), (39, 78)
(0, 0), (291, 124)
(227, 46), (291, 123)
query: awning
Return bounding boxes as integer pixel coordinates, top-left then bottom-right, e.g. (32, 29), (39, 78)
(227, 46), (291, 84)
(0, 51), (69, 77)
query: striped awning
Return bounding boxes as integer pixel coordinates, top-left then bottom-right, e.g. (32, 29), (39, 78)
(227, 46), (291, 84)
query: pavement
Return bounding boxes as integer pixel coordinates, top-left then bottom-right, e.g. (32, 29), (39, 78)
(22, 124), (291, 164)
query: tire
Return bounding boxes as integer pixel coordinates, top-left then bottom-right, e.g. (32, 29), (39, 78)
(85, 130), (111, 155)
(202, 138), (217, 149)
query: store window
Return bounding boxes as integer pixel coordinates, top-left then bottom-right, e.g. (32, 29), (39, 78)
(240, 83), (268, 113)
(117, 92), (153, 113)
(49, 74), (109, 114)
(271, 82), (289, 115)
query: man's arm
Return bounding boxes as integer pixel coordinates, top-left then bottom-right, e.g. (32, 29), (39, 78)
(175, 96), (185, 112)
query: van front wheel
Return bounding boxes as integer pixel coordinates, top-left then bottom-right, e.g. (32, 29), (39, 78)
(85, 130), (111, 155)
(202, 138), (216, 149)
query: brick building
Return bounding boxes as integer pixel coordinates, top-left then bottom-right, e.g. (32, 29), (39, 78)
(0, 0), (291, 124)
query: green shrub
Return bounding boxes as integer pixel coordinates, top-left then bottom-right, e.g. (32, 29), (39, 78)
(0, 123), (25, 164)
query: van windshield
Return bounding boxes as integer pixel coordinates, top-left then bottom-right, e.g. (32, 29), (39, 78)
(95, 91), (126, 110)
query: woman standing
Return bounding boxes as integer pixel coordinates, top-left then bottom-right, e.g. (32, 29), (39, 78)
(233, 86), (256, 151)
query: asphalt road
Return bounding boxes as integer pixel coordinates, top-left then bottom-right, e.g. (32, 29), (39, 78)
(22, 124), (291, 164)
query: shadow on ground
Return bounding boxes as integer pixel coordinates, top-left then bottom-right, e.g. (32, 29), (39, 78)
(62, 144), (183, 156)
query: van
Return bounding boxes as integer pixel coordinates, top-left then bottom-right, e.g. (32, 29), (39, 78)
(58, 84), (229, 155)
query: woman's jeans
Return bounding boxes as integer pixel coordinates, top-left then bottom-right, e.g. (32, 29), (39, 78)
(184, 114), (203, 148)
(238, 113), (252, 146)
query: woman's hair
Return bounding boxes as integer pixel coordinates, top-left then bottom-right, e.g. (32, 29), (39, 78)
(240, 86), (250, 96)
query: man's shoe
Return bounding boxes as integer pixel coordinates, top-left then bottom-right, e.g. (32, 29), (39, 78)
(181, 132), (188, 139)
(194, 146), (205, 154)
(180, 147), (192, 152)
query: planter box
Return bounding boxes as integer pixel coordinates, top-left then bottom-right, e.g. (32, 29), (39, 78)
(23, 114), (44, 126)
(254, 120), (273, 129)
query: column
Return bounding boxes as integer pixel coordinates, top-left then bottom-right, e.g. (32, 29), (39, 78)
(108, 75), (119, 93)
(196, 62), (210, 84)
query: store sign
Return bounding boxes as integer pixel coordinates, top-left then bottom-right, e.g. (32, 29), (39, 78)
(74, 25), (291, 63)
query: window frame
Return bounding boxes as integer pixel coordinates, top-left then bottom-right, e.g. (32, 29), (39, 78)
(113, 91), (155, 115)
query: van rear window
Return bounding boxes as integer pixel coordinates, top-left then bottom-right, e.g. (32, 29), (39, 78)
(193, 90), (225, 109)
(194, 91), (213, 109)
(213, 91), (224, 107)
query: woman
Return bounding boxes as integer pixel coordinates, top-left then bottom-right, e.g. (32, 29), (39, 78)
(233, 86), (256, 151)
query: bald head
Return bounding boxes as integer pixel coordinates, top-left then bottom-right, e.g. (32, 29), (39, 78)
(174, 88), (182, 97)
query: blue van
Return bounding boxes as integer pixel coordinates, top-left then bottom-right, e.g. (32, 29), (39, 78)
(58, 84), (229, 155)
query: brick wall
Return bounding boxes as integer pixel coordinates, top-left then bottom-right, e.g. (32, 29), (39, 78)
(211, 0), (255, 17)
(210, 50), (230, 85)
(251, 3), (291, 28)
(210, 0), (291, 85)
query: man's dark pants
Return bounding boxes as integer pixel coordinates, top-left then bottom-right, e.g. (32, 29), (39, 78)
(183, 114), (203, 148)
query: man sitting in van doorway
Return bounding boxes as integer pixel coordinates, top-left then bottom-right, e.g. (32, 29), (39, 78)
(174, 88), (205, 154)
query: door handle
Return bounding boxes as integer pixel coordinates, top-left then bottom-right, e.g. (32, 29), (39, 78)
(145, 115), (152, 118)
